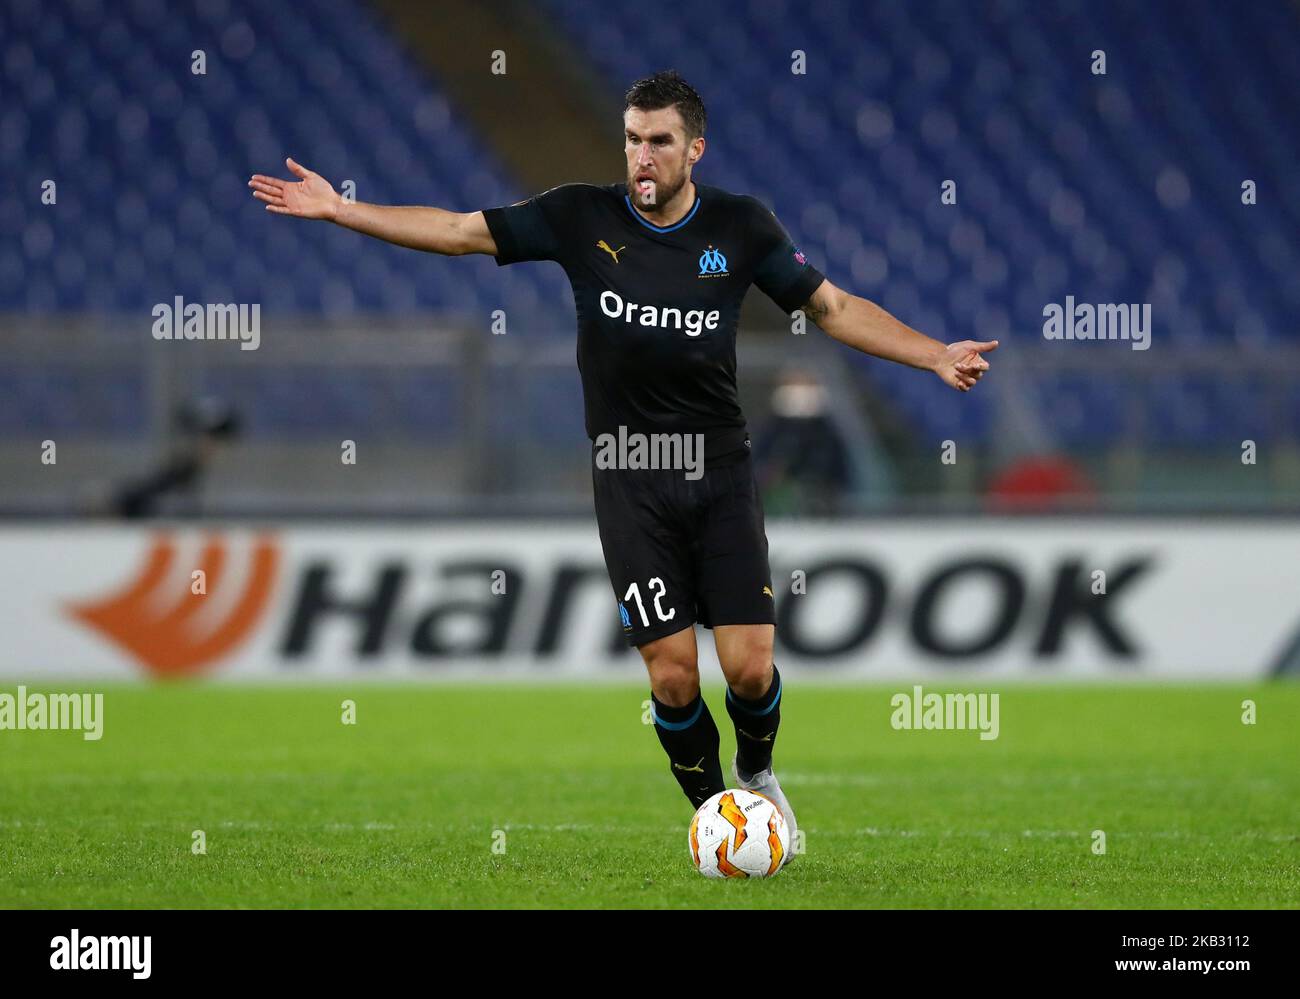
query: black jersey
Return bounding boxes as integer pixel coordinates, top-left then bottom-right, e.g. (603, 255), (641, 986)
(482, 182), (825, 463)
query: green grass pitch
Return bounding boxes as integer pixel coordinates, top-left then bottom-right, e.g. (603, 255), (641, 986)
(2, 683), (1297, 908)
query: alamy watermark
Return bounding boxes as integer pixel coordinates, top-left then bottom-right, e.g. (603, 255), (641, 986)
(152, 296), (260, 350)
(50, 930), (150, 979)
(594, 426), (705, 481)
(1043, 296), (1150, 351)
(890, 685), (999, 741)
(0, 686), (103, 740)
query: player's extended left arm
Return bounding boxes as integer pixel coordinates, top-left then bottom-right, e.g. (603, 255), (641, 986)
(799, 278), (998, 392)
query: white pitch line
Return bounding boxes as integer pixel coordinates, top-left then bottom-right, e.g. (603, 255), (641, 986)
(1, 818), (1293, 842)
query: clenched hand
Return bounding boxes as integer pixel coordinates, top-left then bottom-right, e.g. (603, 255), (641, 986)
(933, 339), (999, 392)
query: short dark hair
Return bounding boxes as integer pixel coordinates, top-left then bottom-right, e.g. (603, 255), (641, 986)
(624, 70), (706, 140)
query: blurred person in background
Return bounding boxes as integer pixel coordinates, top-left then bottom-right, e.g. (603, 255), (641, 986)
(112, 399), (241, 519)
(754, 368), (852, 516)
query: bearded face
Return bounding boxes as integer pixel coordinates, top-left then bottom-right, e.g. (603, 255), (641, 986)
(623, 106), (700, 210)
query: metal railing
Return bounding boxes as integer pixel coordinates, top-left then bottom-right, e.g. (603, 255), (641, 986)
(3, 315), (1299, 516)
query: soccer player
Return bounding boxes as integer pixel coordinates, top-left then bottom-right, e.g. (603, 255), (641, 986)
(248, 70), (996, 838)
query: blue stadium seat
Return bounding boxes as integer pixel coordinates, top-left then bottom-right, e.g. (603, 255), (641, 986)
(533, 0), (1300, 444)
(5, 0), (1298, 450)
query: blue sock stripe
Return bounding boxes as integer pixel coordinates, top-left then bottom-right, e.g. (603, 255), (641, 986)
(726, 676), (782, 717)
(652, 698), (704, 731)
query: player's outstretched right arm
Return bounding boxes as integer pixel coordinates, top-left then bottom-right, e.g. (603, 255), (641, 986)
(247, 158), (497, 256)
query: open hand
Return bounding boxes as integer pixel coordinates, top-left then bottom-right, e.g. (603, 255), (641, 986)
(248, 158), (341, 221)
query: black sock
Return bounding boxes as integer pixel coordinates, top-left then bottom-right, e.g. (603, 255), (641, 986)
(651, 691), (725, 809)
(726, 663), (782, 779)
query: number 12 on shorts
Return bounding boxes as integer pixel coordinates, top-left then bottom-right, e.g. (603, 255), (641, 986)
(623, 577), (676, 626)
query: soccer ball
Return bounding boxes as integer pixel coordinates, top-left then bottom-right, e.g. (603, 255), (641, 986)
(688, 788), (789, 878)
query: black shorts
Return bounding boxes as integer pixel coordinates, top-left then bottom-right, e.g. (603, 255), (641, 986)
(592, 446), (776, 647)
